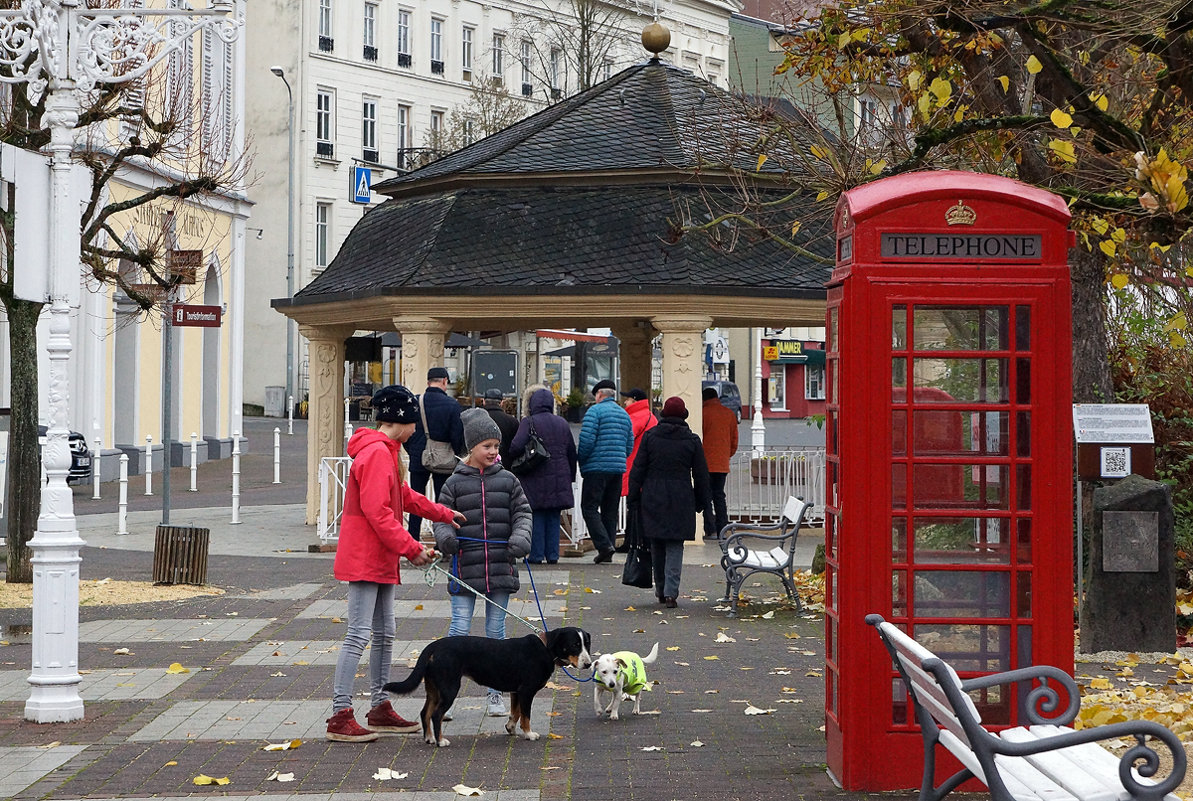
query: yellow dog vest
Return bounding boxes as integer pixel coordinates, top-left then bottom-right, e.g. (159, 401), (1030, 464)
(612, 650), (652, 696)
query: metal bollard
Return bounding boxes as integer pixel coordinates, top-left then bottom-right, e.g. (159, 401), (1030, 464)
(231, 431), (241, 524)
(117, 453), (128, 535)
(92, 436), (101, 500)
(144, 435), (153, 496)
(288, 395), (294, 435)
(189, 432), (198, 492)
(273, 427), (281, 484)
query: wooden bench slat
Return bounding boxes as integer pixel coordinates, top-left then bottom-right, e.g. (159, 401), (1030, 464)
(1023, 725), (1179, 801)
(1001, 727), (1128, 801)
(942, 729), (1080, 801)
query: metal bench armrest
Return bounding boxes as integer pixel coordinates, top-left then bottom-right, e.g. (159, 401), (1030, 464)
(960, 666), (1080, 725)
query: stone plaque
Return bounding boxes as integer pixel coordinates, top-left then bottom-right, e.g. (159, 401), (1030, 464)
(1102, 511), (1159, 572)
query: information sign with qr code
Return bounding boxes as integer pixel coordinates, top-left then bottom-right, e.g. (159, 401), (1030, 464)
(1099, 447), (1131, 478)
(1073, 404), (1155, 480)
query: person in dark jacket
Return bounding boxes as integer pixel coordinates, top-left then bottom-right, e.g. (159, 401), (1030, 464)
(510, 388), (578, 564)
(434, 408), (532, 717)
(407, 367), (466, 538)
(481, 388), (519, 466)
(628, 396), (712, 609)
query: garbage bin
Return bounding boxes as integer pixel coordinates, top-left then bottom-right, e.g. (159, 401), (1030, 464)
(153, 525), (210, 585)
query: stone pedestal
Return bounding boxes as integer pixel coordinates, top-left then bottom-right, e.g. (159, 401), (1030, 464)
(299, 325), (354, 525)
(1080, 474), (1175, 653)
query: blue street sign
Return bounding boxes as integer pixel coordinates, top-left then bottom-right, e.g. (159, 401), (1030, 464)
(351, 166), (372, 204)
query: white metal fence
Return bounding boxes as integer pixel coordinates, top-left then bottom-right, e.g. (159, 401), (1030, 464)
(317, 446), (826, 547)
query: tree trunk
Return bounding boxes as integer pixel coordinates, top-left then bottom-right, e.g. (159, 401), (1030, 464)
(6, 298), (42, 583)
(1069, 247), (1113, 404)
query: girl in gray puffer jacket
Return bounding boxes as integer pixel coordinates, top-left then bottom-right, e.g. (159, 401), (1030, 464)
(433, 408), (533, 716)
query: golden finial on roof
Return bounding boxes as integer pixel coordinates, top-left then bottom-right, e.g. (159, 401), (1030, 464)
(641, 21), (670, 57)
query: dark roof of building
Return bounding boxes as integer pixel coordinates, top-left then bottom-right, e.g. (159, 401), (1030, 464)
(288, 184), (834, 305)
(373, 59), (820, 197)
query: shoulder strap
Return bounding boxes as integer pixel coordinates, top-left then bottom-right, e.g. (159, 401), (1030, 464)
(419, 393), (430, 432)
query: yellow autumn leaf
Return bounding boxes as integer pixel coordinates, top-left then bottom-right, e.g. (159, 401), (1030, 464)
(1110, 272), (1129, 289)
(1165, 175), (1188, 212)
(997, 75), (1009, 92)
(953, 108), (965, 122)
(1048, 139), (1076, 164)
(1089, 92), (1109, 112)
(1091, 217), (1109, 235)
(906, 69), (922, 91)
(1050, 108), (1073, 129)
(837, 32), (852, 49)
(1026, 55), (1043, 74)
(756, 153), (768, 171)
(928, 77), (951, 104)
(193, 775), (230, 786)
(1172, 332), (1188, 349)
(809, 145), (826, 159)
(166, 663), (189, 674)
(666, 646), (681, 651)
(165, 761), (178, 767)
(1111, 227), (1127, 243)
(703, 655), (720, 661)
(815, 190), (830, 202)
(868, 159), (886, 176)
(791, 220), (802, 236)
(917, 92), (932, 118)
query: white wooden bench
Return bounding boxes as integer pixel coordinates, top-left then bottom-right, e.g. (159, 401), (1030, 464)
(717, 496), (810, 617)
(867, 614), (1187, 801)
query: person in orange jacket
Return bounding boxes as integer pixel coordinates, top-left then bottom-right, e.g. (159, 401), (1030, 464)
(701, 386), (739, 540)
(327, 384), (464, 743)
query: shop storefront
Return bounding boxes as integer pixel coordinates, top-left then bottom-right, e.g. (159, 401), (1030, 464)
(759, 338), (827, 419)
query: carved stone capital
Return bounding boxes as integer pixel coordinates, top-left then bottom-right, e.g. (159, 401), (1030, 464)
(392, 315), (453, 336)
(649, 314), (714, 335)
(298, 323), (355, 344)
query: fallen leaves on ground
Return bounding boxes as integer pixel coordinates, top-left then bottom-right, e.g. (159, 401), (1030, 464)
(0, 579), (223, 608)
(744, 704), (776, 715)
(452, 783), (484, 796)
(192, 775), (229, 786)
(266, 771), (295, 782)
(262, 739), (301, 751)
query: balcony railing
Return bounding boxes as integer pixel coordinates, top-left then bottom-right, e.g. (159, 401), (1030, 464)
(521, 82), (532, 97)
(397, 52), (411, 68)
(431, 60), (444, 75)
(316, 141), (334, 158)
(363, 45), (378, 62)
(318, 35), (334, 53)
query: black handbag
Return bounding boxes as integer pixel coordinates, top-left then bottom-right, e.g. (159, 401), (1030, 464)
(508, 421), (551, 475)
(621, 503), (653, 588)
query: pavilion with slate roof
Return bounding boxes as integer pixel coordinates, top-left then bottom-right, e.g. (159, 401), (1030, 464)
(273, 26), (834, 521)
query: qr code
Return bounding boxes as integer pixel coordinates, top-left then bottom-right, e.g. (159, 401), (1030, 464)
(1100, 447), (1130, 478)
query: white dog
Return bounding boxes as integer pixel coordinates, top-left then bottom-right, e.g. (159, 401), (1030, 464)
(593, 642), (659, 720)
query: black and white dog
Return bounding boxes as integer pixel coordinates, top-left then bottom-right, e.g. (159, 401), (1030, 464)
(384, 626), (593, 747)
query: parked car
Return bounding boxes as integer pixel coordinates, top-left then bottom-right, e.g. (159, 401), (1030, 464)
(37, 425), (92, 484)
(702, 380), (743, 422)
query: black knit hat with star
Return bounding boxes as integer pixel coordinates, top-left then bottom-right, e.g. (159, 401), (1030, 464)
(371, 385), (419, 424)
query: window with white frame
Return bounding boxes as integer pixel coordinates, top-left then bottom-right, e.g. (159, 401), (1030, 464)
(549, 47), (561, 96)
(397, 9), (411, 66)
(318, 0), (333, 51)
(396, 104), (411, 168)
(462, 26), (474, 75)
(858, 96), (881, 145)
(520, 39), (532, 87)
(430, 109), (444, 135)
(492, 33), (505, 80)
(362, 97), (378, 161)
(316, 88), (335, 157)
(768, 369), (786, 409)
(805, 363), (825, 400)
(430, 18), (443, 73)
(363, 2), (377, 60)
(315, 202), (332, 269)
(602, 59), (612, 81)
(201, 25), (234, 163)
(463, 119), (474, 144)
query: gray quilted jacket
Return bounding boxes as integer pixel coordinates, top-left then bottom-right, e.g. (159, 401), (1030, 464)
(433, 462), (532, 595)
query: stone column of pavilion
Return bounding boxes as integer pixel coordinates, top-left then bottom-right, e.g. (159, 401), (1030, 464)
(299, 324), (355, 524)
(395, 316), (451, 393)
(612, 322), (655, 399)
(652, 313), (713, 532)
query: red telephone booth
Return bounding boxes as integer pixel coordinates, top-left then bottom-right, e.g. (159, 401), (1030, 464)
(824, 171), (1074, 790)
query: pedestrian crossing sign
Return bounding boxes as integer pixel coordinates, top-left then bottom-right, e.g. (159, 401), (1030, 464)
(351, 166), (372, 204)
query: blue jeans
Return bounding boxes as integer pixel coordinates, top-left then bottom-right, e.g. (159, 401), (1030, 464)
(530, 509), (562, 563)
(332, 581), (395, 712)
(407, 470), (448, 537)
(580, 472), (621, 552)
(649, 539), (685, 599)
(448, 590), (510, 641)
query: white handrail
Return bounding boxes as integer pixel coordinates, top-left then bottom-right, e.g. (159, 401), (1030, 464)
(317, 456), (353, 544)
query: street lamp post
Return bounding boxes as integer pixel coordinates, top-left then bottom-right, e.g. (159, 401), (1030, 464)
(0, 0), (240, 723)
(271, 66), (296, 410)
(751, 326), (766, 454)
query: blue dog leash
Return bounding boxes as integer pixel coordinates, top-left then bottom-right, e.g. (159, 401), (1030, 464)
(421, 535), (593, 683)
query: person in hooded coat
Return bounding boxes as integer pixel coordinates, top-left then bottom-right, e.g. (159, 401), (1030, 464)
(509, 388), (578, 564)
(628, 396), (712, 608)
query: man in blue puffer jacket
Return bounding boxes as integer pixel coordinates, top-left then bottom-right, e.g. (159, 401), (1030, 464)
(577, 379), (634, 563)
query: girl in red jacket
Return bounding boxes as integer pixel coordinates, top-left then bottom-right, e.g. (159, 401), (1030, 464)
(327, 384), (464, 743)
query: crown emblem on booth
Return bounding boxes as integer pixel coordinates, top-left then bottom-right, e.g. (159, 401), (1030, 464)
(945, 200), (977, 226)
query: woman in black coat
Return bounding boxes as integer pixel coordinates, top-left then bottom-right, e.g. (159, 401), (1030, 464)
(627, 396), (712, 608)
(510, 388), (578, 564)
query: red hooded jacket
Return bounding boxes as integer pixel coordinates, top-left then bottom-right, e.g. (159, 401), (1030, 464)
(622, 398), (658, 495)
(335, 428), (455, 584)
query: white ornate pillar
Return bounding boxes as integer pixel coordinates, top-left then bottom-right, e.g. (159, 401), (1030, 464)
(299, 325), (354, 524)
(651, 314), (712, 442)
(394, 316), (451, 391)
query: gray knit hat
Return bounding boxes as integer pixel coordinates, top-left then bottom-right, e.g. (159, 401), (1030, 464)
(461, 407), (502, 451)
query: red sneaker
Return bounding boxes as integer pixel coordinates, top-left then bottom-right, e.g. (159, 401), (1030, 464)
(325, 708), (379, 742)
(366, 700), (421, 733)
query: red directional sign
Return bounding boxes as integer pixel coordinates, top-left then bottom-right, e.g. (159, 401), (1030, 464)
(171, 304), (222, 327)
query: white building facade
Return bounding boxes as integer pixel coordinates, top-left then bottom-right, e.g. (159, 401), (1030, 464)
(243, 0), (739, 410)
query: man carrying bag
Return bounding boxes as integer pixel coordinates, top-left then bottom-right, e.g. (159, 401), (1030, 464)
(406, 367), (465, 538)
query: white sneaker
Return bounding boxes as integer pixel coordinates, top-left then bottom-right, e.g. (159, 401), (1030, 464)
(486, 692), (508, 717)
